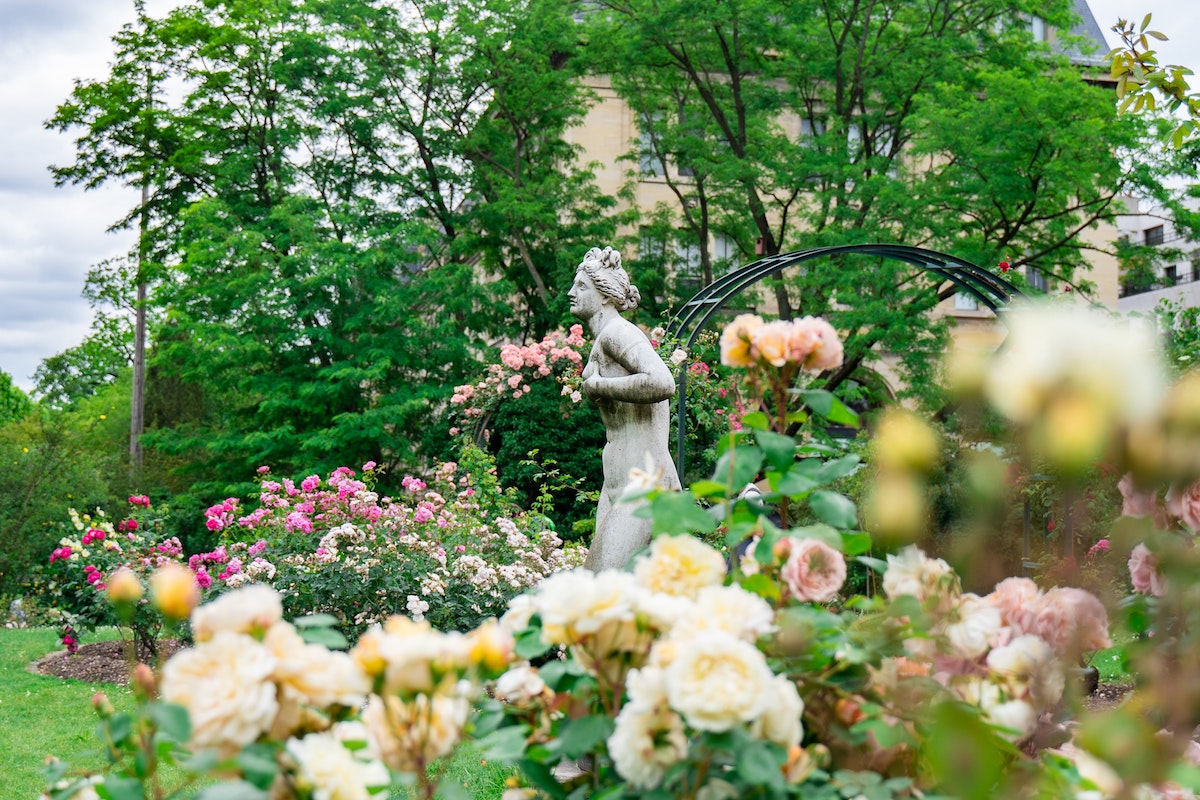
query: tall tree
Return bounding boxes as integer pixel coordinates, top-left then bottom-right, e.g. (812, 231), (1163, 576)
(586, 0), (1180, 404)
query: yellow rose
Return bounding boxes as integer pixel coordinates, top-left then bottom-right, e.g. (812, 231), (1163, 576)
(150, 563), (200, 621)
(106, 567), (144, 605)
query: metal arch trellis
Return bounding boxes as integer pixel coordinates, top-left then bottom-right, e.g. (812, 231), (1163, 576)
(663, 243), (1027, 480)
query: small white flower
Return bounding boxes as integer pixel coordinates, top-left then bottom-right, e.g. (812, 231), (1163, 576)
(406, 594), (430, 621)
(670, 347), (688, 365)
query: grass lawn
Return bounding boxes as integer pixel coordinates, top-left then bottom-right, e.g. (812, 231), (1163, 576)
(0, 626), (132, 797)
(0, 626), (515, 798)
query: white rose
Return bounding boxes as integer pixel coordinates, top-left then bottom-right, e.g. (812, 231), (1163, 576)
(608, 702), (688, 789)
(986, 633), (1064, 710)
(191, 584), (283, 641)
(161, 631), (278, 754)
(670, 348), (689, 365)
(285, 730), (390, 800)
(984, 699), (1037, 741)
(943, 593), (1002, 660)
(750, 674), (805, 747)
(664, 632), (774, 732)
(883, 547), (958, 608)
(671, 585), (776, 643)
(625, 665), (669, 709)
(264, 622), (371, 710)
(633, 534), (727, 600)
(536, 569), (639, 646)
(494, 664), (546, 705)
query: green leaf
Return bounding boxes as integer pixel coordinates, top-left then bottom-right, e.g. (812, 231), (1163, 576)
(476, 726), (530, 763)
(773, 471), (817, 497)
(840, 530), (873, 555)
(799, 390), (860, 427)
(736, 740), (786, 789)
(712, 446), (764, 493)
(148, 702), (191, 744)
(195, 782), (269, 800)
(297, 626), (349, 650)
(518, 758), (570, 799)
(809, 490), (858, 529)
(650, 493), (717, 534)
(740, 410), (770, 430)
(690, 479), (730, 499)
(539, 658), (587, 692)
(756, 430), (797, 470)
(293, 613), (340, 628)
(98, 776), (144, 800)
(739, 572), (781, 602)
(812, 454), (861, 484)
(435, 781), (472, 800)
(514, 627), (550, 660)
(857, 555), (889, 574)
(789, 524), (842, 549)
(559, 715), (615, 759)
(237, 745), (280, 790)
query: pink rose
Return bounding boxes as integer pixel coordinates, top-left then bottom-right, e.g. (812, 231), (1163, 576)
(985, 576), (1042, 636)
(1118, 473), (1162, 519)
(1166, 479), (1200, 532)
(1032, 587), (1111, 654)
(1128, 543), (1166, 596)
(781, 538), (847, 603)
(794, 316), (844, 372)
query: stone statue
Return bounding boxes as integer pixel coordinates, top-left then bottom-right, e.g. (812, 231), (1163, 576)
(569, 246), (681, 571)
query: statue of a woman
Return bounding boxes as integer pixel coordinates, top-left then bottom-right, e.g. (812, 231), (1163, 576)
(569, 246), (681, 571)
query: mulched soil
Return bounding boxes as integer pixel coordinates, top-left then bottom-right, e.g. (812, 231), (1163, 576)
(29, 639), (184, 685)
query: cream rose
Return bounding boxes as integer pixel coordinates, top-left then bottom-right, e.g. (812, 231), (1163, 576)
(794, 316), (844, 371)
(670, 584), (776, 643)
(985, 576), (1042, 636)
(749, 674), (805, 748)
(363, 693), (469, 773)
(664, 632), (774, 732)
(608, 702), (688, 789)
(633, 534), (727, 599)
(191, 584), (283, 641)
(161, 631), (279, 754)
(751, 320), (795, 367)
(986, 633), (1064, 710)
(264, 622), (371, 710)
(943, 593), (1002, 661)
(285, 730), (390, 800)
(493, 664), (547, 706)
(781, 538), (847, 603)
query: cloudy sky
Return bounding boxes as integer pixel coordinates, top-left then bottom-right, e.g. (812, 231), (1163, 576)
(1, 0), (1198, 393)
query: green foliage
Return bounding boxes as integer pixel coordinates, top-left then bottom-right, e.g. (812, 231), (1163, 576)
(1109, 14), (1200, 147)
(0, 369), (33, 425)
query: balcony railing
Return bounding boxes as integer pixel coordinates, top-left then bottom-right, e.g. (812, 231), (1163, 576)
(1120, 269), (1200, 298)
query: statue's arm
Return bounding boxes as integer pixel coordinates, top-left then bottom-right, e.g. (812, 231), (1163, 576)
(584, 333), (676, 404)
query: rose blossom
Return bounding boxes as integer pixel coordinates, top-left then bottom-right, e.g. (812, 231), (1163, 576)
(285, 729), (390, 800)
(191, 584), (283, 641)
(669, 584), (776, 643)
(1166, 479), (1200, 532)
(1119, 472), (1161, 519)
(1129, 543), (1167, 596)
(719, 314), (764, 367)
(986, 633), (1065, 711)
(363, 693), (469, 772)
(608, 701), (688, 789)
(664, 631), (774, 732)
(494, 664), (547, 706)
(160, 631), (279, 754)
(749, 674), (805, 748)
(633, 534), (726, 599)
(1032, 587), (1112, 654)
(943, 593), (1002, 660)
(794, 316), (844, 371)
(750, 320), (795, 367)
(985, 576), (1042, 636)
(781, 538), (847, 603)
(264, 622), (371, 711)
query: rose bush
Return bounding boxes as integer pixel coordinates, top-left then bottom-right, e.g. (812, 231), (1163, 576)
(190, 448), (586, 635)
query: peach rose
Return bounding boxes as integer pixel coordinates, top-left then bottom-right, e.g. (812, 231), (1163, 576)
(1128, 543), (1167, 596)
(1166, 479), (1200, 532)
(720, 314), (764, 367)
(781, 538), (846, 603)
(1118, 472), (1161, 519)
(795, 316), (844, 372)
(751, 320), (795, 367)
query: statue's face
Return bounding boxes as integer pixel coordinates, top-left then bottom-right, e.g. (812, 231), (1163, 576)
(569, 269), (603, 319)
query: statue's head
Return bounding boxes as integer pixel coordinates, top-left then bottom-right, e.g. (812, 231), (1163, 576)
(575, 246), (640, 313)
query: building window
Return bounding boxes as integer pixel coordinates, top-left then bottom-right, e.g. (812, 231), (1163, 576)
(1145, 225), (1165, 246)
(713, 234), (740, 273)
(1029, 15), (1046, 42)
(638, 227), (667, 262)
(1027, 266), (1048, 292)
(1165, 265), (1178, 285)
(955, 292), (978, 311)
(638, 114), (665, 177)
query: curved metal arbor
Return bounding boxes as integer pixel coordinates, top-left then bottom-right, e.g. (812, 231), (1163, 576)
(664, 243), (1026, 478)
